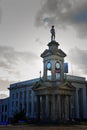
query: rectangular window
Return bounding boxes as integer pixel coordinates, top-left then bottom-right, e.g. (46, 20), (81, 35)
(2, 105), (4, 112)
(16, 101), (18, 107)
(12, 94), (14, 99)
(20, 92), (22, 99)
(29, 102), (31, 113)
(16, 92), (18, 99)
(29, 91), (31, 100)
(5, 104), (7, 112)
(12, 101), (14, 107)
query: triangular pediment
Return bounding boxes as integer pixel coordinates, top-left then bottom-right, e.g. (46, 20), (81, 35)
(41, 49), (51, 57)
(41, 49), (66, 58)
(58, 82), (75, 91)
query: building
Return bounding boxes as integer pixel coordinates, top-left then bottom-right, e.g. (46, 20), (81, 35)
(0, 98), (9, 123)
(0, 27), (87, 123)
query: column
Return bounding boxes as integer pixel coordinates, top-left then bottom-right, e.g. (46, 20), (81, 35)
(61, 95), (65, 120)
(31, 91), (34, 118)
(52, 95), (56, 120)
(22, 91), (24, 110)
(42, 96), (46, 119)
(82, 87), (87, 118)
(57, 95), (61, 120)
(60, 61), (64, 82)
(51, 61), (56, 81)
(46, 95), (49, 119)
(36, 95), (40, 121)
(18, 90), (20, 112)
(26, 88), (29, 117)
(75, 89), (79, 119)
(14, 94), (16, 113)
(65, 96), (69, 120)
(40, 96), (42, 119)
(43, 62), (47, 81)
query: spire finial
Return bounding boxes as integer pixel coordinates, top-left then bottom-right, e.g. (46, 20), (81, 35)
(50, 25), (55, 41)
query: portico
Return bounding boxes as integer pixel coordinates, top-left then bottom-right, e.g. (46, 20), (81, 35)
(34, 81), (75, 122)
(33, 26), (76, 122)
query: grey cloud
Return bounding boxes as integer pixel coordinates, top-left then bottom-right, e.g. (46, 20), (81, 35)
(0, 79), (15, 91)
(35, 0), (87, 38)
(0, 0), (2, 23)
(0, 94), (8, 99)
(0, 45), (38, 77)
(68, 47), (87, 74)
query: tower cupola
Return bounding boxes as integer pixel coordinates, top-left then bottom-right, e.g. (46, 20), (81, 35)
(41, 26), (66, 82)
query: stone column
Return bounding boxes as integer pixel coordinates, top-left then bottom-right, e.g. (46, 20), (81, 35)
(52, 95), (56, 120)
(26, 88), (29, 117)
(60, 61), (64, 82)
(82, 87), (87, 118)
(18, 90), (20, 112)
(46, 95), (49, 119)
(31, 91), (34, 118)
(43, 62), (47, 81)
(36, 95), (40, 121)
(65, 96), (69, 120)
(57, 95), (61, 120)
(61, 95), (65, 120)
(51, 60), (56, 81)
(40, 96), (42, 119)
(75, 89), (79, 119)
(42, 96), (46, 119)
(14, 94), (16, 112)
(22, 91), (24, 110)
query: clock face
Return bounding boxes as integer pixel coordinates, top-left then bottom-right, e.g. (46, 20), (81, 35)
(47, 62), (51, 70)
(56, 62), (60, 69)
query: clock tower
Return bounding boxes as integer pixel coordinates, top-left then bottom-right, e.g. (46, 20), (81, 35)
(34, 26), (75, 122)
(41, 26), (66, 82)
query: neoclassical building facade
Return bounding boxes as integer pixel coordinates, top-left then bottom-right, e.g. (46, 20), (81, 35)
(0, 28), (87, 123)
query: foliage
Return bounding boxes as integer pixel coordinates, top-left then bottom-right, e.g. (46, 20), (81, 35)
(13, 110), (27, 123)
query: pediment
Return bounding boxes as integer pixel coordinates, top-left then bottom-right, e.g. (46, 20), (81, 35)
(41, 49), (51, 58)
(58, 82), (75, 91)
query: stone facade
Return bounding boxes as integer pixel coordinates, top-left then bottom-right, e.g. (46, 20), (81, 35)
(0, 39), (87, 123)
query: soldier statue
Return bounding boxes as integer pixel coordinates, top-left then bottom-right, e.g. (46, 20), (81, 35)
(50, 25), (55, 41)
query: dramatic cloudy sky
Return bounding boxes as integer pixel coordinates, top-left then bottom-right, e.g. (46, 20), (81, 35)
(0, 0), (87, 98)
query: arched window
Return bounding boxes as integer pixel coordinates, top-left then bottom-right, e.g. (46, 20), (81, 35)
(55, 62), (61, 80)
(46, 62), (52, 80)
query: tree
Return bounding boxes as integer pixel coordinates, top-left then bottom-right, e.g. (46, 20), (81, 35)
(13, 110), (27, 123)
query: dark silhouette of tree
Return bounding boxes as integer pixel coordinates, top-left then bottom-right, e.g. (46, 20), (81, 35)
(13, 110), (27, 123)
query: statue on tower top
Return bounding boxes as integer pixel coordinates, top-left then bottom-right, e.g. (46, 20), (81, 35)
(50, 25), (55, 41)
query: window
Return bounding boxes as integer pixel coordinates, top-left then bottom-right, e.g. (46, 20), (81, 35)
(29, 91), (31, 99)
(16, 92), (18, 99)
(1, 115), (3, 122)
(46, 62), (52, 80)
(16, 101), (18, 107)
(2, 105), (4, 112)
(20, 103), (22, 111)
(12, 94), (14, 99)
(5, 115), (7, 122)
(12, 101), (14, 107)
(29, 102), (31, 113)
(34, 101), (36, 113)
(20, 91), (22, 99)
(5, 104), (7, 112)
